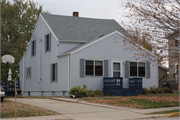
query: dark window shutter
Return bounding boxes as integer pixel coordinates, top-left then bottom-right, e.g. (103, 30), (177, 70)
(125, 61), (129, 78)
(31, 41), (33, 56)
(49, 33), (51, 52)
(104, 60), (108, 77)
(30, 67), (31, 78)
(146, 62), (150, 78)
(45, 35), (47, 53)
(50, 64), (53, 82)
(34, 40), (36, 56)
(80, 59), (85, 77)
(55, 63), (58, 82)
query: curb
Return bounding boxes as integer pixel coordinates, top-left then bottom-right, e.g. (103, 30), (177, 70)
(165, 112), (180, 117)
(50, 98), (79, 102)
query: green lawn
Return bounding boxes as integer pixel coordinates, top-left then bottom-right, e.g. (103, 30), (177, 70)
(141, 92), (179, 97)
(146, 109), (179, 114)
(81, 93), (179, 109)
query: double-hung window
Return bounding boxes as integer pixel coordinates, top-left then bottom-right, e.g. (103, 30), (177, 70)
(85, 60), (103, 76)
(26, 67), (31, 78)
(31, 40), (36, 56)
(95, 61), (103, 76)
(46, 34), (50, 51)
(52, 63), (56, 81)
(50, 63), (58, 82)
(130, 62), (145, 77)
(45, 33), (51, 52)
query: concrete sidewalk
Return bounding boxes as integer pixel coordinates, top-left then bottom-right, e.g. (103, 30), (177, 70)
(3, 97), (179, 120)
(1, 115), (71, 120)
(51, 97), (180, 114)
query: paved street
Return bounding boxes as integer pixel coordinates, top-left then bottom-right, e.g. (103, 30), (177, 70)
(2, 98), (179, 120)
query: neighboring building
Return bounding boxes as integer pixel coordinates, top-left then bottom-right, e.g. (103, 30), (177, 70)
(158, 65), (168, 87)
(167, 30), (179, 90)
(19, 12), (159, 96)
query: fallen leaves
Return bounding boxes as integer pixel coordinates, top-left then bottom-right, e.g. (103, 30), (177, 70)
(83, 95), (179, 109)
(1, 100), (60, 118)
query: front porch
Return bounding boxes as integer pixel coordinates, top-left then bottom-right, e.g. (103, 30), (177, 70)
(103, 77), (143, 96)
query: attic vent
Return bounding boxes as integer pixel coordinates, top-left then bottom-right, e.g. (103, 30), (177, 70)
(73, 12), (79, 17)
(113, 36), (119, 43)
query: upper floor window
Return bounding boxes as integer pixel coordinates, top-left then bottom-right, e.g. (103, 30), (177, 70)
(31, 40), (36, 56)
(130, 62), (145, 77)
(46, 34), (50, 51)
(85, 60), (103, 76)
(45, 33), (51, 52)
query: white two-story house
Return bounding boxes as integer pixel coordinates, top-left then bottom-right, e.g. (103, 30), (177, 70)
(19, 12), (159, 96)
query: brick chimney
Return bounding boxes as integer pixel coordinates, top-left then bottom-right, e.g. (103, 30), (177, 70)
(73, 12), (79, 17)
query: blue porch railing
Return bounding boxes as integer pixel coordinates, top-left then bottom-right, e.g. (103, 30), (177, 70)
(103, 77), (123, 88)
(103, 77), (143, 96)
(129, 78), (142, 89)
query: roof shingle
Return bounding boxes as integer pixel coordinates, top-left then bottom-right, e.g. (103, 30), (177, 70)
(41, 13), (130, 42)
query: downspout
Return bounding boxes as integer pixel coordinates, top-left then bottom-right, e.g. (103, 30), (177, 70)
(22, 56), (24, 93)
(68, 54), (70, 92)
(23, 54), (25, 95)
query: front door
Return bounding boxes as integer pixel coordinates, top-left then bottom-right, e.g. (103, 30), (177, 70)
(112, 62), (121, 77)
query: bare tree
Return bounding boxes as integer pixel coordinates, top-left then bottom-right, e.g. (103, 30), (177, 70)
(120, 0), (180, 67)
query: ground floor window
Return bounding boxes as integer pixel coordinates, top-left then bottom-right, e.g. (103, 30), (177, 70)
(26, 67), (31, 78)
(52, 63), (56, 81)
(130, 62), (145, 77)
(51, 63), (58, 82)
(85, 60), (103, 76)
(175, 63), (178, 73)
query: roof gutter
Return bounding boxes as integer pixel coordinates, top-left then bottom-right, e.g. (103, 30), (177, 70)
(57, 53), (70, 57)
(59, 40), (86, 43)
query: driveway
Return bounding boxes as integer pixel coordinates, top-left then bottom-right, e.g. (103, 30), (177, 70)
(5, 98), (178, 120)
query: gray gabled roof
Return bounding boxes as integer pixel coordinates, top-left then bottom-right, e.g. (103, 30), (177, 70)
(41, 13), (130, 42)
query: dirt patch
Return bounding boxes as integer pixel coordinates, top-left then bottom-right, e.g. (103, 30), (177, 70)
(1, 99), (61, 118)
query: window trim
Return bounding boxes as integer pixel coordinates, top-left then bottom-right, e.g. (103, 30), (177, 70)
(85, 59), (104, 77)
(129, 61), (146, 78)
(111, 61), (122, 77)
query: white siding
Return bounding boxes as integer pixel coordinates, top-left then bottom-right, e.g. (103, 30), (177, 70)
(59, 42), (82, 55)
(22, 15), (69, 96)
(70, 33), (158, 91)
